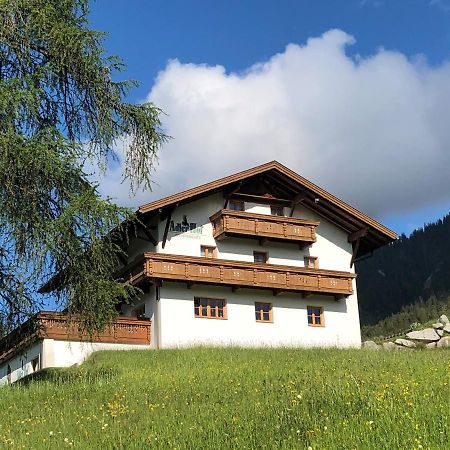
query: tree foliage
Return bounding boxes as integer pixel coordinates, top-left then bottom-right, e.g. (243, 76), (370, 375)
(357, 212), (450, 327)
(0, 0), (166, 333)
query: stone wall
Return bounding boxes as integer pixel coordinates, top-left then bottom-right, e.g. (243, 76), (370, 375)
(363, 314), (450, 350)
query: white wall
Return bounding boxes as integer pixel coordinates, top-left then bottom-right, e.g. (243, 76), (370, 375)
(158, 283), (361, 348)
(155, 194), (354, 274)
(49, 340), (151, 368)
(0, 341), (42, 386)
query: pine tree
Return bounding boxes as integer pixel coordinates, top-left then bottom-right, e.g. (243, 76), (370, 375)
(0, 0), (166, 333)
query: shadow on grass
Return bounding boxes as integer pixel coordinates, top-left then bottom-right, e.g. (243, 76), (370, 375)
(15, 364), (122, 387)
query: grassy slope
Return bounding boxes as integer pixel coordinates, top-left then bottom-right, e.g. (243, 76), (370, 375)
(0, 348), (449, 449)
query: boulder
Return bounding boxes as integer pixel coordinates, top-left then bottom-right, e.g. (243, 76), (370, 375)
(363, 341), (380, 350)
(394, 338), (416, 348)
(437, 330), (444, 337)
(406, 328), (440, 342)
(437, 336), (450, 348)
(426, 342), (437, 349)
(439, 314), (449, 325)
(382, 342), (397, 351)
(432, 322), (443, 329)
(443, 323), (450, 333)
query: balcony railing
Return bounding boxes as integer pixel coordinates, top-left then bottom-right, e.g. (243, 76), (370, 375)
(0, 313), (151, 365)
(136, 253), (354, 297)
(210, 209), (319, 246)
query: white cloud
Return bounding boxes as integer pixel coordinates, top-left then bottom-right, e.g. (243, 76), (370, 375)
(96, 29), (450, 221)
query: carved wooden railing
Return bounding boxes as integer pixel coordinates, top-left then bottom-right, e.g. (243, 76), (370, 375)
(138, 253), (354, 296)
(210, 209), (319, 246)
(0, 313), (151, 365)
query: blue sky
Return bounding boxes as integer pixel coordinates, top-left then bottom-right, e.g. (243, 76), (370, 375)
(89, 0), (450, 235)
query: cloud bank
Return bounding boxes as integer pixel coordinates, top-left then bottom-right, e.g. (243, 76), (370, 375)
(98, 29), (450, 221)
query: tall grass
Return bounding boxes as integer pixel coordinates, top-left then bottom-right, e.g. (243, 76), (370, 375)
(0, 348), (448, 449)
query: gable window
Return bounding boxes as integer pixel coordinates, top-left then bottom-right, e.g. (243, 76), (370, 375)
(194, 298), (227, 319)
(229, 200), (244, 211)
(31, 357), (39, 372)
(255, 302), (272, 322)
(133, 304), (146, 318)
(307, 306), (324, 327)
(201, 245), (217, 258)
(270, 205), (284, 216)
(253, 251), (268, 263)
(304, 256), (318, 269)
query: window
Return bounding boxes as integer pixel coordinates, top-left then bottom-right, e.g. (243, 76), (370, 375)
(194, 298), (227, 319)
(304, 256), (318, 269)
(255, 302), (272, 322)
(270, 205), (284, 216)
(253, 251), (268, 263)
(201, 245), (217, 258)
(229, 200), (244, 211)
(31, 357), (39, 372)
(133, 304), (146, 318)
(307, 306), (324, 327)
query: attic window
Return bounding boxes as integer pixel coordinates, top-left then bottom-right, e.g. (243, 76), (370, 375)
(304, 256), (318, 269)
(270, 205), (284, 216)
(254, 251), (268, 263)
(201, 245), (217, 258)
(229, 200), (244, 211)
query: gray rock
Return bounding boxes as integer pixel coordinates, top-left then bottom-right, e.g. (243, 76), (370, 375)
(382, 342), (397, 351)
(395, 338), (416, 348)
(439, 314), (449, 325)
(443, 323), (450, 333)
(433, 322), (443, 329)
(437, 336), (450, 348)
(437, 329), (444, 337)
(426, 342), (437, 349)
(362, 340), (380, 350)
(406, 328), (440, 342)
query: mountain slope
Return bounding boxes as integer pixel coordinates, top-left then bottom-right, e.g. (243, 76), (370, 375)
(356, 213), (450, 325)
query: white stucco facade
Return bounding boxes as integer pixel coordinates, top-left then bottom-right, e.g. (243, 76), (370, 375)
(121, 194), (362, 349)
(0, 339), (150, 385)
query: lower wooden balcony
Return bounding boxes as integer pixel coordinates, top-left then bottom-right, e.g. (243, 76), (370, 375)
(129, 253), (355, 298)
(210, 209), (319, 247)
(0, 313), (151, 365)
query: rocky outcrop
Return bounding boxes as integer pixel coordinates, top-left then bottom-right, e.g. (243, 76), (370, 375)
(363, 312), (450, 350)
(439, 314), (449, 325)
(437, 336), (450, 348)
(406, 328), (440, 342)
(395, 338), (416, 348)
(362, 341), (380, 350)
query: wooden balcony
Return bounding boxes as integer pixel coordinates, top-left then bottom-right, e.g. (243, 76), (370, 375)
(134, 253), (354, 298)
(0, 313), (151, 365)
(210, 209), (319, 247)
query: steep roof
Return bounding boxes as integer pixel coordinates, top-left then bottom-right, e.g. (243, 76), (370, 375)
(139, 161), (396, 258)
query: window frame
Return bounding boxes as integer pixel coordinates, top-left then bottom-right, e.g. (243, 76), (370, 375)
(270, 205), (284, 216)
(201, 245), (217, 258)
(255, 302), (273, 323)
(194, 297), (227, 320)
(228, 200), (245, 211)
(304, 256), (319, 269)
(307, 306), (324, 327)
(253, 251), (268, 263)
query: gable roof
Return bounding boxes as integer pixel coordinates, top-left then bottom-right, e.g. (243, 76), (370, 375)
(139, 161), (396, 258)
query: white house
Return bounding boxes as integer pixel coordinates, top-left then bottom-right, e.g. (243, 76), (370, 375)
(0, 161), (396, 384)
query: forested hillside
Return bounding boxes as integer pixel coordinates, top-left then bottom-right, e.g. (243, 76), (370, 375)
(356, 213), (450, 326)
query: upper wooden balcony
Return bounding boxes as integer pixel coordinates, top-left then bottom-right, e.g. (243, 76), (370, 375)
(210, 209), (319, 247)
(129, 253), (354, 298)
(0, 313), (151, 365)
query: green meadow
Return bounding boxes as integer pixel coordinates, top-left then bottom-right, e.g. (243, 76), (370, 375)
(0, 348), (448, 449)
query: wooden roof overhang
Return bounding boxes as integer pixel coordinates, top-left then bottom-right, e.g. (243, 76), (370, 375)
(138, 161), (396, 260)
